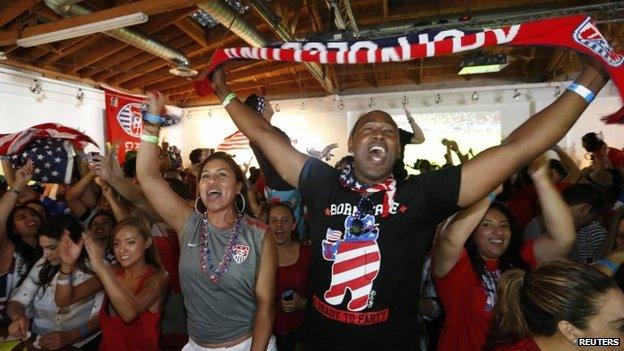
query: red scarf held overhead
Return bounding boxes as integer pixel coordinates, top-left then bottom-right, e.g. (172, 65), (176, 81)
(195, 15), (624, 124)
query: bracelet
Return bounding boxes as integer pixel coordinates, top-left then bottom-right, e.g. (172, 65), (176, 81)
(80, 324), (89, 337)
(144, 113), (163, 125)
(141, 134), (160, 144)
(222, 92), (237, 108)
(487, 192), (497, 202)
(595, 258), (619, 274)
(566, 83), (595, 103)
(7, 188), (20, 195)
(57, 274), (73, 286)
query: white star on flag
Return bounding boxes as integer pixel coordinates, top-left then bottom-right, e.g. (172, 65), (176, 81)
(36, 154), (44, 160)
(44, 162), (51, 168)
(51, 170), (59, 176)
(54, 157), (61, 163)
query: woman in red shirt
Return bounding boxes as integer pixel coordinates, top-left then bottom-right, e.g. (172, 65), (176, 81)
(486, 260), (624, 351)
(431, 158), (577, 351)
(56, 217), (168, 351)
(268, 203), (310, 351)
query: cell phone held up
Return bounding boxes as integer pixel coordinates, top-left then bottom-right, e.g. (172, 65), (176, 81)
(282, 289), (294, 301)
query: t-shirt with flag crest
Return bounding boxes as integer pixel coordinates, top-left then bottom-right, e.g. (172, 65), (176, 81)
(298, 157), (461, 351)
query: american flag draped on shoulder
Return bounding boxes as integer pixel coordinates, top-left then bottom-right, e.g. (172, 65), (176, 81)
(0, 123), (97, 184)
(195, 14), (624, 124)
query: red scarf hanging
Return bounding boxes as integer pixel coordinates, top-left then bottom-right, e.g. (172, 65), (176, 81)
(195, 15), (624, 124)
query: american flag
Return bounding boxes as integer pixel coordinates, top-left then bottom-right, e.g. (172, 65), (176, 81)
(0, 123), (96, 155)
(0, 123), (97, 184)
(8, 139), (74, 184)
(216, 131), (250, 152)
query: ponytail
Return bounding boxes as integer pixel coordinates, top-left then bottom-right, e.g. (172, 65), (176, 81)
(485, 269), (530, 350)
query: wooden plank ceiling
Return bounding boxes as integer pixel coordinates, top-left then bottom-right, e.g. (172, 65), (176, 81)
(0, 0), (622, 107)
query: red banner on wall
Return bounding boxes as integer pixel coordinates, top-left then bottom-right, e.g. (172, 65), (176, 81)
(104, 88), (145, 163)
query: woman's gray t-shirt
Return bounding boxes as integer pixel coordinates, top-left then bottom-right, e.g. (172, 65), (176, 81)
(179, 212), (266, 343)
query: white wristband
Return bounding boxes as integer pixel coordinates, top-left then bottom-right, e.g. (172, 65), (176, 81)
(567, 83), (595, 103)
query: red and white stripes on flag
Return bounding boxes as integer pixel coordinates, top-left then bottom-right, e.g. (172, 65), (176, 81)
(195, 14), (624, 124)
(216, 131), (250, 152)
(0, 123), (97, 156)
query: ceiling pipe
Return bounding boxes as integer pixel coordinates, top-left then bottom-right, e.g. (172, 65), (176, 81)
(248, 0), (337, 94)
(197, 0), (269, 47)
(43, 0), (196, 77)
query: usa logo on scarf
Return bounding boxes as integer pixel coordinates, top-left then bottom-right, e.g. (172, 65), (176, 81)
(573, 17), (624, 67)
(116, 102), (143, 137)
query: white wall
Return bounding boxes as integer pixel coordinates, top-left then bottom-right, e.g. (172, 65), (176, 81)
(0, 66), (105, 153)
(1, 64), (621, 170)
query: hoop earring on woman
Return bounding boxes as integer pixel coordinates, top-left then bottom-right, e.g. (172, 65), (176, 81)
(235, 193), (246, 215)
(195, 196), (205, 215)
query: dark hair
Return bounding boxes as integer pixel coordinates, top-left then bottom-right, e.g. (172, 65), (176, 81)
(196, 152), (255, 218)
(36, 216), (86, 298)
(335, 155), (354, 170)
(562, 183), (605, 214)
(23, 199), (49, 219)
(348, 110), (398, 139)
(88, 210), (116, 228)
(465, 202), (531, 283)
(548, 159), (567, 179)
(581, 132), (606, 152)
(7, 206), (42, 278)
(113, 217), (162, 269)
(166, 178), (192, 200)
(189, 148), (204, 165)
(485, 260), (618, 349)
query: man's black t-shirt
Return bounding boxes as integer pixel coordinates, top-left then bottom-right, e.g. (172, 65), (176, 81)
(299, 158), (461, 350)
(249, 126), (293, 191)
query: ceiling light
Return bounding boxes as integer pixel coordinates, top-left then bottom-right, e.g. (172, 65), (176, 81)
(554, 86), (562, 97)
(17, 12), (148, 47)
(401, 95), (409, 106)
(435, 94), (442, 104)
(274, 104), (280, 112)
(471, 91), (479, 102)
(513, 89), (521, 100)
(29, 80), (42, 95)
(76, 88), (85, 104)
(300, 101), (308, 111)
(0, 51), (7, 60)
(458, 54), (508, 75)
(337, 99), (345, 110)
(368, 97), (375, 108)
(169, 66), (198, 77)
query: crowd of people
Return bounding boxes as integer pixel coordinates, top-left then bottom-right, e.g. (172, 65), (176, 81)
(0, 56), (622, 351)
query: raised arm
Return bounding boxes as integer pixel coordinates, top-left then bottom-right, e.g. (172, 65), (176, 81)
(66, 170), (97, 217)
(458, 58), (609, 207)
(431, 192), (496, 278)
(55, 233), (103, 307)
(97, 178), (129, 222)
(83, 232), (168, 323)
(250, 232), (277, 351)
(528, 157), (576, 264)
(551, 145), (581, 183)
(136, 93), (193, 235)
(405, 108), (425, 144)
(210, 67), (308, 188)
(0, 161), (34, 244)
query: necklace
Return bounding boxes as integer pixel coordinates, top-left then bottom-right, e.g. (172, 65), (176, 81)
(199, 215), (243, 284)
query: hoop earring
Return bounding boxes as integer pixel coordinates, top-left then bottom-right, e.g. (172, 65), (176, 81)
(195, 196), (205, 215)
(235, 193), (246, 215)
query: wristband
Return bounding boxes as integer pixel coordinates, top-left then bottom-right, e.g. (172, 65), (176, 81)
(595, 258), (619, 274)
(141, 134), (160, 144)
(566, 83), (595, 103)
(7, 188), (20, 195)
(144, 113), (163, 125)
(487, 192), (497, 202)
(222, 92), (237, 108)
(80, 324), (89, 337)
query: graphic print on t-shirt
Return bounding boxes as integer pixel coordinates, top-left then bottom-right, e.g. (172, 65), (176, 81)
(482, 269), (500, 312)
(232, 244), (250, 264)
(321, 203), (381, 311)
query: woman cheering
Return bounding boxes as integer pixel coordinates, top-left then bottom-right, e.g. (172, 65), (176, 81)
(137, 92), (277, 351)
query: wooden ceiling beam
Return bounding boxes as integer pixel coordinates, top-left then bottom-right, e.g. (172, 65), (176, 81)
(1, 0), (212, 45)
(174, 17), (210, 48)
(44, 35), (102, 63)
(0, 0), (42, 28)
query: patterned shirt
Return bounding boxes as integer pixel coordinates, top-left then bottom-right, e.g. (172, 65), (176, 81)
(569, 220), (607, 263)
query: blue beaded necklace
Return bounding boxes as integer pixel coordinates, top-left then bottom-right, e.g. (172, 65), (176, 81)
(199, 215), (243, 284)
